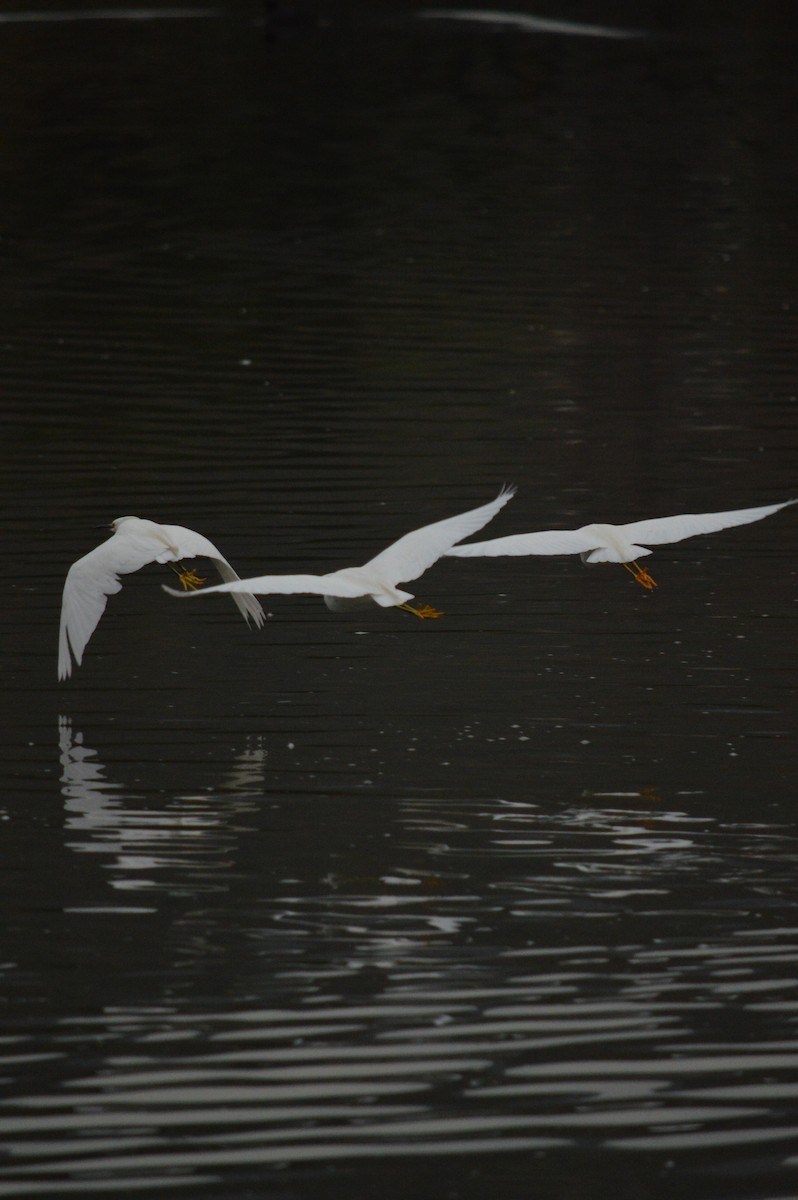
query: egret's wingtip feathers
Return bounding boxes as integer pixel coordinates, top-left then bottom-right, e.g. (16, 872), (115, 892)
(58, 635), (70, 680)
(162, 583), (190, 598)
(238, 596), (266, 629)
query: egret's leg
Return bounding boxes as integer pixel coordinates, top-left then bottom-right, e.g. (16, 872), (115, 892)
(169, 563), (208, 591)
(398, 601), (445, 619)
(622, 561), (657, 590)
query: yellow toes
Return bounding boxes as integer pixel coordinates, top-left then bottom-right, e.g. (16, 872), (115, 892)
(622, 561), (657, 590)
(171, 565), (208, 592)
(398, 601), (445, 620)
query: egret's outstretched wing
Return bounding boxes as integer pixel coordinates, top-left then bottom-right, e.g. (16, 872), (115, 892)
(158, 523), (265, 628)
(364, 486), (516, 583)
(447, 526), (600, 558)
(58, 536), (162, 680)
(619, 500), (797, 547)
(163, 572), (371, 601)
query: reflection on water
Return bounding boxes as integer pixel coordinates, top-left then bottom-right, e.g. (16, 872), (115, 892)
(0, 6), (219, 23)
(58, 717), (258, 898)
(419, 8), (648, 41)
(1, 720), (797, 1195)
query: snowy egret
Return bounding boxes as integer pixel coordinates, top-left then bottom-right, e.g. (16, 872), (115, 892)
(446, 499), (797, 590)
(59, 518), (265, 680)
(164, 487), (515, 616)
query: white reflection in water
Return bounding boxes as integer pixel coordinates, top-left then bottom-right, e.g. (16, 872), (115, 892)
(58, 715), (121, 818)
(27, 721), (798, 1197)
(57, 717), (255, 896)
(420, 8), (647, 40)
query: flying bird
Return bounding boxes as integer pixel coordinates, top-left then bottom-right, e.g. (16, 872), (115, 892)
(164, 488), (515, 616)
(59, 517), (265, 679)
(446, 499), (796, 590)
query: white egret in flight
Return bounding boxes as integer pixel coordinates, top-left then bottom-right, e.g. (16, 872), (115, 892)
(446, 499), (796, 590)
(59, 518), (265, 679)
(164, 488), (515, 616)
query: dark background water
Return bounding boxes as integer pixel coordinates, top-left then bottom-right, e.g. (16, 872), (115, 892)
(1, 2), (797, 1197)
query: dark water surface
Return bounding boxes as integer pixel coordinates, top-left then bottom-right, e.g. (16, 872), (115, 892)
(1, 2), (797, 1197)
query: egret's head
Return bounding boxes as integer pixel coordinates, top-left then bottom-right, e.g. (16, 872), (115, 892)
(108, 516), (137, 532)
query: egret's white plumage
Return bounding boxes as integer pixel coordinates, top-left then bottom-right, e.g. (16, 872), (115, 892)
(446, 499), (797, 589)
(164, 487), (515, 613)
(59, 517), (265, 679)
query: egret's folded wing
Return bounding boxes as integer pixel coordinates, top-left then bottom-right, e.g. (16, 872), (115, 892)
(447, 527), (601, 557)
(363, 486), (516, 584)
(163, 572), (370, 600)
(619, 500), (797, 547)
(158, 523), (266, 628)
(58, 538), (157, 679)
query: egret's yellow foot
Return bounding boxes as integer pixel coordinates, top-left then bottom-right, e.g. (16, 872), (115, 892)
(398, 601), (445, 619)
(171, 565), (208, 591)
(622, 561), (657, 590)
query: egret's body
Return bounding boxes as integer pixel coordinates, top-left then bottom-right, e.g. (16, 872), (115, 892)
(446, 499), (796, 589)
(164, 488), (515, 614)
(59, 517), (265, 679)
